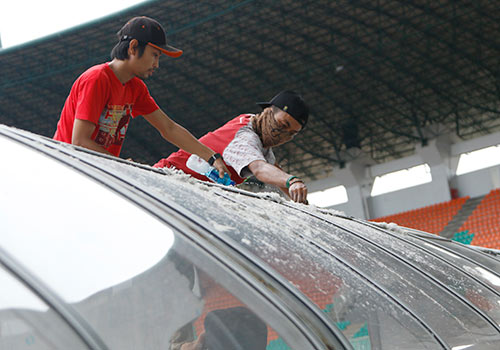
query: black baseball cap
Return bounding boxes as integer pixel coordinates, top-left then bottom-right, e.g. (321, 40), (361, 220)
(257, 90), (309, 128)
(118, 16), (183, 58)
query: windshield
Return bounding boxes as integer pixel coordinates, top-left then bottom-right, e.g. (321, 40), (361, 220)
(57, 148), (500, 349)
(0, 136), (296, 350)
(73, 155), (446, 349)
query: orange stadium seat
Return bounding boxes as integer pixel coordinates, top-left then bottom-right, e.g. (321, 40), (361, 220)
(372, 191), (500, 249)
(371, 196), (469, 235)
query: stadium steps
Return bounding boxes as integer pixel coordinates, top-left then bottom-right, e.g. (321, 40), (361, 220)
(460, 188), (500, 249)
(440, 195), (485, 238)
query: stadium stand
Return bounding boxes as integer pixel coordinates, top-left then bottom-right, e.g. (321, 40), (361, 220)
(371, 189), (500, 250)
(451, 230), (475, 245)
(371, 196), (469, 235)
(459, 189), (500, 249)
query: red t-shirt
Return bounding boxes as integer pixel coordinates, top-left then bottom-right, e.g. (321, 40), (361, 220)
(54, 63), (159, 157)
(154, 114), (253, 184)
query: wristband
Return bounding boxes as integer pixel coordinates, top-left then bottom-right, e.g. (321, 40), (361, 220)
(286, 175), (298, 188)
(289, 179), (304, 187)
(208, 153), (221, 166)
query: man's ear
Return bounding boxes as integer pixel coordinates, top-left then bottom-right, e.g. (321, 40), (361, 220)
(128, 39), (140, 57)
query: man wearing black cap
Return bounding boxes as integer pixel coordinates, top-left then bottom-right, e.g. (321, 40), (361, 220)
(154, 90), (309, 204)
(54, 16), (228, 177)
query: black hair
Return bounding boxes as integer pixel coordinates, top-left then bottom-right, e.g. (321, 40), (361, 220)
(110, 39), (147, 60)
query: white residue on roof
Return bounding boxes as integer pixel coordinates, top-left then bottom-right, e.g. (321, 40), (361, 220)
(241, 238), (252, 245)
(157, 167), (203, 185)
(207, 220), (236, 233)
(371, 221), (409, 235)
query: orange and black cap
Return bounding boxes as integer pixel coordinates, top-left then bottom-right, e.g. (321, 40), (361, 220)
(118, 16), (183, 58)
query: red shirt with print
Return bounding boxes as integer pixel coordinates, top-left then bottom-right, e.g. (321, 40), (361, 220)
(154, 114), (252, 184)
(54, 63), (159, 157)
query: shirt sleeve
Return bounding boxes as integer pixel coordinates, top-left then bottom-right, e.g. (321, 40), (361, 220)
(222, 124), (275, 178)
(74, 71), (110, 124)
(132, 81), (159, 117)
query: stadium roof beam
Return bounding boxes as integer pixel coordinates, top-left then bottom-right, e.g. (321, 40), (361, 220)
(352, 0), (500, 101)
(1, 0), (499, 180)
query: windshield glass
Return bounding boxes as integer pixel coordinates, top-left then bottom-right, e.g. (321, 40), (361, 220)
(0, 264), (88, 349)
(66, 148), (500, 349)
(73, 155), (450, 349)
(0, 136), (294, 350)
(335, 218), (500, 323)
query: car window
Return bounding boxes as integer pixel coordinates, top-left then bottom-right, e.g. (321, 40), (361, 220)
(0, 137), (294, 350)
(73, 156), (448, 349)
(0, 264), (88, 349)
(410, 232), (500, 293)
(71, 243), (285, 350)
(335, 218), (500, 322)
(230, 195), (499, 349)
(168, 188), (446, 350)
(428, 239), (500, 285)
(87, 155), (500, 349)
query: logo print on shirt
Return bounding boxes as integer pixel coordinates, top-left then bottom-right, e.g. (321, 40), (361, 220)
(95, 104), (133, 148)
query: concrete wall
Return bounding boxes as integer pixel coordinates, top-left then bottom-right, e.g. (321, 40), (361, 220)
(451, 165), (500, 199)
(368, 180), (450, 219)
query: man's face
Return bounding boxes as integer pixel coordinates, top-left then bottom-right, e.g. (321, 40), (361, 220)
(129, 43), (161, 79)
(270, 108), (302, 146)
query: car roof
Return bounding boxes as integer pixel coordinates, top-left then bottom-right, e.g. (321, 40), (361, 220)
(2, 124), (500, 349)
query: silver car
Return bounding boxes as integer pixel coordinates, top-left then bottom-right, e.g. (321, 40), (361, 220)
(1, 124), (500, 350)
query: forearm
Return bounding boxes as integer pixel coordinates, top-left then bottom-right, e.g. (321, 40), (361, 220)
(72, 138), (113, 156)
(250, 161), (290, 187)
(145, 110), (229, 176)
(162, 123), (214, 161)
(144, 110), (215, 161)
(249, 160), (307, 203)
(257, 166), (294, 199)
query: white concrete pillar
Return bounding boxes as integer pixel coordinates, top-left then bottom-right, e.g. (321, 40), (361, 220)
(308, 150), (374, 219)
(415, 136), (453, 202)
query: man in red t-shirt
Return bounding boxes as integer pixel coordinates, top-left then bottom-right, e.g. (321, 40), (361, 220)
(155, 91), (309, 204)
(54, 16), (228, 176)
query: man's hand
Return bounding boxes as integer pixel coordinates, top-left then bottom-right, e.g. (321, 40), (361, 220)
(180, 332), (205, 350)
(213, 157), (230, 178)
(248, 160), (309, 203)
(289, 180), (308, 204)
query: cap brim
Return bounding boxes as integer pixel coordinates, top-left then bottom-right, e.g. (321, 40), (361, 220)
(148, 42), (183, 58)
(256, 102), (272, 109)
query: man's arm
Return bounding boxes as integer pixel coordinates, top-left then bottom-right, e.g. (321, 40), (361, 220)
(72, 119), (114, 156)
(248, 160), (308, 203)
(144, 109), (229, 176)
